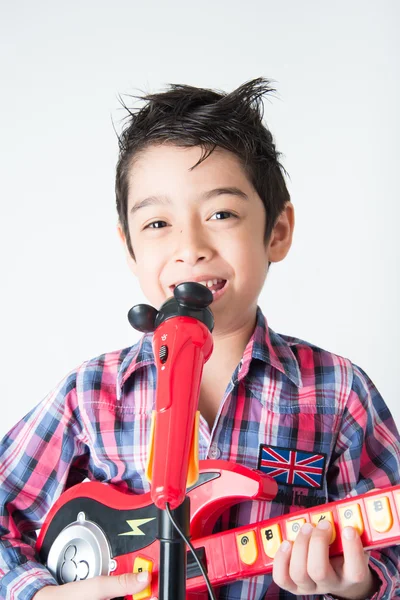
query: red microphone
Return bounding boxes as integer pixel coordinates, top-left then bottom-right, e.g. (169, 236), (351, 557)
(128, 283), (214, 510)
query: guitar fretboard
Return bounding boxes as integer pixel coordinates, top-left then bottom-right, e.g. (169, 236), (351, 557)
(186, 484), (400, 592)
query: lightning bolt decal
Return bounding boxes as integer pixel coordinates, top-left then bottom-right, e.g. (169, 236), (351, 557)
(118, 517), (156, 536)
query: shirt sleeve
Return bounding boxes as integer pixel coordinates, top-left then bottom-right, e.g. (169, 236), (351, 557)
(0, 370), (90, 600)
(324, 364), (400, 600)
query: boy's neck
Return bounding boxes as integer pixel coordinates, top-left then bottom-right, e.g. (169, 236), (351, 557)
(204, 308), (258, 373)
(198, 307), (258, 428)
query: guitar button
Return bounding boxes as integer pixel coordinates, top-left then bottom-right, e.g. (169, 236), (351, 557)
(236, 531), (258, 565)
(260, 524), (282, 558)
(286, 518), (306, 541)
(337, 503), (364, 536)
(133, 557), (153, 600)
(366, 496), (393, 533)
(311, 511), (336, 544)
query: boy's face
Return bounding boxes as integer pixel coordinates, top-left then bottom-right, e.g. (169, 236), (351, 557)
(119, 144), (293, 334)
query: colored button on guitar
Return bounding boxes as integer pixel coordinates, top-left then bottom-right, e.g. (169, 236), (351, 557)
(311, 511), (336, 544)
(366, 496), (393, 533)
(260, 524), (282, 558)
(133, 557), (153, 600)
(337, 504), (364, 536)
(236, 530), (258, 565)
(286, 518), (306, 541)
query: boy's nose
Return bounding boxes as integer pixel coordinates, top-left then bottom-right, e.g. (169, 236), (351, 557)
(173, 227), (213, 266)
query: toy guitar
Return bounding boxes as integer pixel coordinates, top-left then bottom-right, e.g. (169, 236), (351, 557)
(36, 460), (400, 599)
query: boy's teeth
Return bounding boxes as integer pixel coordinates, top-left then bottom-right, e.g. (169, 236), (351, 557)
(199, 279), (222, 288)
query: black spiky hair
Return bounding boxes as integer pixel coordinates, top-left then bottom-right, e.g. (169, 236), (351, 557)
(115, 78), (290, 258)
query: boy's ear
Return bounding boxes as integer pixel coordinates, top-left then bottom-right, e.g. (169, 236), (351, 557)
(267, 202), (295, 263)
(117, 223), (138, 276)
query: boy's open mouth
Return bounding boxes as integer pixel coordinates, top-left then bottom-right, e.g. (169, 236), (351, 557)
(170, 279), (227, 296)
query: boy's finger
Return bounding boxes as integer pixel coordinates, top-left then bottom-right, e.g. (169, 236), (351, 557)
(341, 527), (370, 583)
(101, 571), (151, 599)
(307, 520), (338, 586)
(78, 571), (151, 600)
(272, 540), (297, 593)
(36, 572), (151, 600)
(288, 523), (315, 591)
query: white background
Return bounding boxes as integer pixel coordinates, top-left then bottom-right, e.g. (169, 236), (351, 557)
(0, 0), (399, 436)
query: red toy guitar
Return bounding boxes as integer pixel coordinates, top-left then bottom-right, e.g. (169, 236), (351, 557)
(36, 460), (400, 600)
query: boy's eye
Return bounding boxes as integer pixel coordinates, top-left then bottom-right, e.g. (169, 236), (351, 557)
(210, 211), (235, 220)
(145, 220), (167, 229)
(144, 211), (236, 229)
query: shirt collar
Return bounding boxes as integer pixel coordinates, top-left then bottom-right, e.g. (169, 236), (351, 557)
(116, 333), (155, 400)
(240, 306), (303, 388)
(116, 305), (302, 399)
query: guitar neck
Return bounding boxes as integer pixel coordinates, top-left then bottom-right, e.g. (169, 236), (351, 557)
(187, 484), (400, 592)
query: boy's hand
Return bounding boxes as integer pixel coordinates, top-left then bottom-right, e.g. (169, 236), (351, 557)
(273, 521), (380, 599)
(33, 570), (157, 600)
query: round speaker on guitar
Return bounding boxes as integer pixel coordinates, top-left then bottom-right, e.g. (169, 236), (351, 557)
(46, 511), (115, 584)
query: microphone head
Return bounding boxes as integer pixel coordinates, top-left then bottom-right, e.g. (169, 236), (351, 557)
(128, 282), (214, 333)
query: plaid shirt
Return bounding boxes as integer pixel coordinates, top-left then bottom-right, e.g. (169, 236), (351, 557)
(1, 307), (399, 600)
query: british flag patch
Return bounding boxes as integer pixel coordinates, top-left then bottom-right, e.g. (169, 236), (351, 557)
(258, 444), (326, 489)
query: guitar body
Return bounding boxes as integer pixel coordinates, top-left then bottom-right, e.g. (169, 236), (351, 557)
(36, 460), (400, 599)
(36, 461), (277, 596)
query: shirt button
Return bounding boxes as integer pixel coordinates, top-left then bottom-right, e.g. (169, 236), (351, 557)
(209, 443), (221, 459)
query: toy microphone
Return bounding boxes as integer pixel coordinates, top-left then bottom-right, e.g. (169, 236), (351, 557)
(128, 282), (214, 510)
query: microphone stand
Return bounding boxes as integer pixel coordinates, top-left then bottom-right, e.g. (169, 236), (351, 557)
(158, 498), (190, 600)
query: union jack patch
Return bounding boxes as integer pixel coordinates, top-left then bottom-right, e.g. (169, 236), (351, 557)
(258, 444), (326, 489)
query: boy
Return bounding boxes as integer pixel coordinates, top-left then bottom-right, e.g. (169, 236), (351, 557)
(0, 78), (399, 600)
